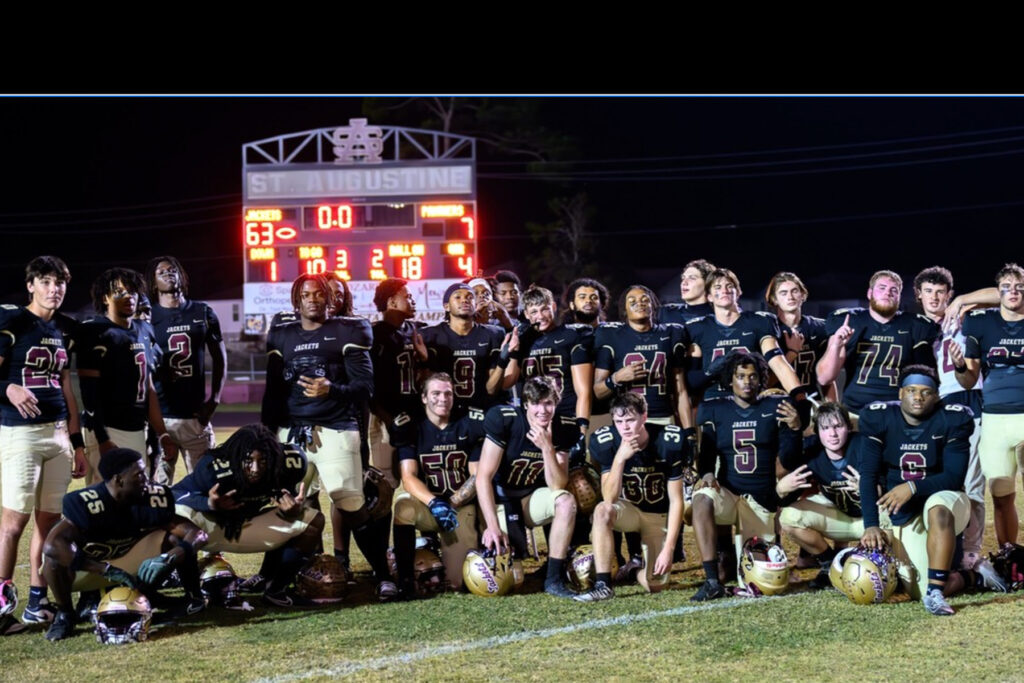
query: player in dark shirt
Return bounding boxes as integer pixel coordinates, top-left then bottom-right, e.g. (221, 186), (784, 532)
(660, 258), (715, 326)
(261, 274), (393, 599)
(594, 285), (693, 427)
(777, 402), (873, 588)
(477, 376), (580, 598)
(146, 256), (227, 484)
(391, 372), (486, 594)
(686, 268), (803, 402)
(765, 271), (831, 396)
(493, 269), (525, 324)
(172, 424), (323, 607)
(0, 256), (87, 628)
(420, 283), (508, 418)
(690, 352), (802, 601)
(76, 268), (177, 485)
(950, 262), (1024, 547)
(858, 365), (1004, 614)
(41, 448), (208, 640)
(576, 392), (688, 602)
(817, 269), (939, 414)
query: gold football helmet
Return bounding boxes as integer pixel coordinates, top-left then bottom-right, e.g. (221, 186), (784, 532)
(463, 549), (515, 597)
(738, 536), (789, 596)
(95, 587), (152, 644)
(840, 546), (899, 605)
(296, 554), (350, 604)
(566, 465), (601, 515)
(567, 544), (619, 591)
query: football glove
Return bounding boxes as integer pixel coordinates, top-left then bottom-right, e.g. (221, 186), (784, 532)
(137, 552), (175, 585)
(428, 497), (459, 532)
(568, 431), (587, 469)
(102, 564), (139, 589)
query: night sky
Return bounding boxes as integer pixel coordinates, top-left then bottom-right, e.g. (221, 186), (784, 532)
(3, 96), (1023, 314)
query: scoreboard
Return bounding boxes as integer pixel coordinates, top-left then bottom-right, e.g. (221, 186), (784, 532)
(242, 120), (478, 333)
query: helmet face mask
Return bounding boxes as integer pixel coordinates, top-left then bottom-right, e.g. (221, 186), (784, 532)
(840, 545), (899, 605)
(463, 549), (515, 597)
(95, 587), (152, 645)
(413, 548), (447, 597)
(739, 537), (789, 596)
(199, 554), (246, 609)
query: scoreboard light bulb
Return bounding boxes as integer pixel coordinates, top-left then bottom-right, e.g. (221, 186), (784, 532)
(421, 204), (465, 218)
(446, 243), (466, 256)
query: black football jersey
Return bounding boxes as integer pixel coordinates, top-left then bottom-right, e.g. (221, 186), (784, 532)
(264, 317), (373, 430)
(589, 422), (687, 514)
(594, 322), (688, 419)
(270, 310), (299, 328)
(76, 317), (159, 432)
(697, 394), (801, 510)
(858, 401), (972, 527)
(660, 301), (713, 325)
(686, 311), (781, 400)
(62, 482), (175, 561)
(151, 300), (223, 419)
(515, 323), (594, 417)
(790, 432), (867, 518)
(483, 404), (579, 496)
(0, 306), (73, 426)
(392, 407), (486, 498)
(172, 444), (308, 522)
(824, 308), (939, 412)
(962, 309), (1024, 413)
(776, 315), (828, 389)
(371, 319), (425, 418)
(421, 322), (505, 417)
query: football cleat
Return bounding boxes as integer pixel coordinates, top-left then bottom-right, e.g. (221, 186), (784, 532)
(75, 590), (100, 623)
(463, 549), (516, 597)
(691, 579), (727, 602)
(614, 554), (643, 585)
(738, 537), (790, 596)
(0, 580), (18, 619)
(974, 559), (1009, 593)
(44, 611), (76, 642)
(95, 588), (152, 644)
(839, 545), (899, 605)
(923, 589), (955, 616)
(808, 569), (833, 591)
(543, 579), (577, 599)
(572, 580), (614, 603)
(237, 573), (268, 594)
(375, 580), (399, 603)
(263, 588), (319, 609)
(22, 599), (57, 624)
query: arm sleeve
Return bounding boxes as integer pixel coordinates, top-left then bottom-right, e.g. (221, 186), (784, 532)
(329, 320), (374, 404)
(913, 410), (973, 499)
(261, 350), (287, 431)
(857, 409), (886, 529)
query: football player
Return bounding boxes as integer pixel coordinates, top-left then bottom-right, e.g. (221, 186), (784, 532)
(261, 274), (395, 599)
(859, 365), (1005, 615)
(593, 285), (693, 428)
(476, 376), (580, 598)
(817, 270), (939, 416)
(661, 258), (715, 325)
(391, 372), (485, 595)
(690, 352), (802, 601)
(41, 448), (208, 641)
(686, 268), (804, 402)
(576, 392), (688, 602)
(913, 266), (986, 568)
(0, 256), (86, 629)
(949, 263), (1024, 547)
(493, 270), (524, 323)
(76, 268), (177, 485)
(171, 424), (324, 607)
(765, 272), (831, 397)
(146, 256), (227, 485)
(469, 277), (514, 331)
(507, 286), (594, 428)
(563, 277), (609, 327)
(420, 283), (508, 419)
(777, 402), (881, 588)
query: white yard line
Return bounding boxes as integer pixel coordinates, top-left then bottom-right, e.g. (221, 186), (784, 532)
(253, 593), (796, 682)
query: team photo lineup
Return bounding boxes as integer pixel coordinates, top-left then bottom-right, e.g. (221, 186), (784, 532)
(3, 250), (1024, 645)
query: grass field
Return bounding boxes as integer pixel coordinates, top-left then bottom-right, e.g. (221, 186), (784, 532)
(3, 425), (1024, 681)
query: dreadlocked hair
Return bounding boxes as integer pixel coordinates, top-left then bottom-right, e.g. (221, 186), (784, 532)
(209, 423), (287, 496)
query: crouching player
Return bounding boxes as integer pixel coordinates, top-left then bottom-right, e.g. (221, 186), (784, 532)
(477, 376), (580, 598)
(690, 352), (802, 601)
(41, 448), (208, 641)
(172, 424), (325, 608)
(391, 373), (486, 596)
(859, 365), (1006, 615)
(777, 401), (889, 589)
(575, 392), (687, 602)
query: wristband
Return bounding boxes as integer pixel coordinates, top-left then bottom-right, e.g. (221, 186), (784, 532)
(0, 381), (11, 406)
(604, 375), (618, 392)
(954, 363), (967, 373)
(576, 417), (590, 430)
(497, 356), (511, 370)
(764, 347), (783, 362)
(907, 481), (917, 495)
(70, 431), (85, 450)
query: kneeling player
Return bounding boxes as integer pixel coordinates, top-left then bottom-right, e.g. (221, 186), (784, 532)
(575, 393), (687, 602)
(41, 448), (208, 641)
(690, 352), (802, 601)
(859, 365), (1006, 616)
(172, 424), (325, 607)
(477, 377), (580, 598)
(391, 373), (485, 595)
(778, 401), (888, 588)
